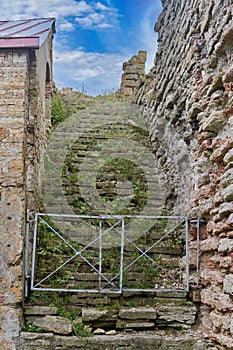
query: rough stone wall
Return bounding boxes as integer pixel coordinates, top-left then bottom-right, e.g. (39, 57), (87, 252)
(136, 0), (233, 348)
(0, 49), (29, 350)
(118, 50), (147, 97)
(0, 34), (53, 349)
(26, 34), (53, 212)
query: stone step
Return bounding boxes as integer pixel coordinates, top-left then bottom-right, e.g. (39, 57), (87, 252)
(17, 331), (206, 350)
(25, 302), (197, 334)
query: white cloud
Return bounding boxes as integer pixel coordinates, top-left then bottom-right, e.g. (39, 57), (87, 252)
(54, 48), (127, 95)
(98, 23), (113, 29)
(0, 0), (160, 95)
(59, 20), (76, 32)
(0, 0), (92, 20)
(75, 12), (106, 29)
(74, 5), (117, 30)
(0, 0), (118, 31)
(95, 2), (111, 11)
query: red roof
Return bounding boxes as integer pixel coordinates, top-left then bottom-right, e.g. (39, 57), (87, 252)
(0, 18), (55, 48)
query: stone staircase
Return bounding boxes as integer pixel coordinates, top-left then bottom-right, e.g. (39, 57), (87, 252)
(32, 99), (188, 293)
(22, 293), (202, 350)
(42, 99), (165, 216)
(23, 98), (205, 349)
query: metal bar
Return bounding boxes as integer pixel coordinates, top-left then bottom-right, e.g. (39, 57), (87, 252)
(196, 219), (200, 287)
(34, 254), (76, 288)
(104, 219), (186, 290)
(104, 219), (122, 238)
(101, 219), (122, 236)
(185, 217), (189, 292)
(29, 213), (190, 294)
(30, 213), (38, 290)
(119, 217), (125, 293)
(31, 287), (121, 294)
(124, 235), (186, 289)
(79, 253), (118, 290)
(99, 220), (102, 290)
(37, 213), (185, 220)
(124, 219), (186, 271)
(39, 216), (77, 253)
(74, 220), (122, 258)
(30, 286), (185, 293)
(24, 209), (30, 297)
(123, 288), (185, 293)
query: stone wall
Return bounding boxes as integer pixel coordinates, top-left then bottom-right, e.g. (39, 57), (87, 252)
(118, 50), (147, 97)
(136, 0), (233, 348)
(0, 31), (53, 349)
(26, 34), (53, 212)
(0, 49), (29, 350)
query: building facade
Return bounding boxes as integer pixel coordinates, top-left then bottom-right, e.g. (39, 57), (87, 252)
(0, 18), (55, 349)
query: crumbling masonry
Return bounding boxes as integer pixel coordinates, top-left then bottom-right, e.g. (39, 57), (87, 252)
(134, 0), (233, 347)
(0, 0), (233, 349)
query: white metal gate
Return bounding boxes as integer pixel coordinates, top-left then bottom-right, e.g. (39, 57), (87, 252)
(25, 212), (201, 296)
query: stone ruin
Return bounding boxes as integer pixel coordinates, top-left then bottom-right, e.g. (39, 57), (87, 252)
(0, 0), (233, 349)
(117, 50), (147, 97)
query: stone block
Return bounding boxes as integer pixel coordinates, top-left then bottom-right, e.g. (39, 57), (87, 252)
(125, 74), (138, 80)
(223, 274), (233, 295)
(201, 289), (232, 311)
(16, 332), (54, 350)
(200, 269), (224, 286)
(188, 102), (202, 120)
(105, 330), (116, 335)
(224, 148), (233, 164)
(30, 315), (73, 335)
(200, 111), (225, 133)
(227, 213), (233, 226)
(219, 202), (233, 219)
(125, 80), (137, 87)
(210, 255), (232, 268)
(119, 307), (157, 320)
(210, 137), (233, 163)
(221, 168), (233, 188)
(82, 308), (118, 322)
(93, 328), (105, 334)
(54, 335), (87, 348)
(207, 75), (223, 95)
(116, 320), (155, 329)
(24, 306), (58, 315)
(157, 305), (196, 325)
(210, 310), (231, 332)
(155, 291), (187, 298)
(200, 238), (219, 252)
(218, 238), (233, 253)
(222, 184), (233, 201)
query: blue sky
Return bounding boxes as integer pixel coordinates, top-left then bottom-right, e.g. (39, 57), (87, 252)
(1, 0), (162, 95)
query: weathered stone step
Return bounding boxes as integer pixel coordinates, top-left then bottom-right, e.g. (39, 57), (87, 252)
(18, 331), (206, 350)
(25, 304), (197, 335)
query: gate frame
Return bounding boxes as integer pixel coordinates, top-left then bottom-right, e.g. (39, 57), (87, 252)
(25, 211), (201, 296)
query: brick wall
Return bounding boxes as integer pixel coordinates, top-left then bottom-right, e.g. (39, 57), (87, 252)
(0, 33), (53, 348)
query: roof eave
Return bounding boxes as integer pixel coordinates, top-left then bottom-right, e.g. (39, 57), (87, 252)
(0, 36), (39, 48)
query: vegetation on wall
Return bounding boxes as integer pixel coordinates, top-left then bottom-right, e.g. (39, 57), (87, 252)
(51, 95), (67, 125)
